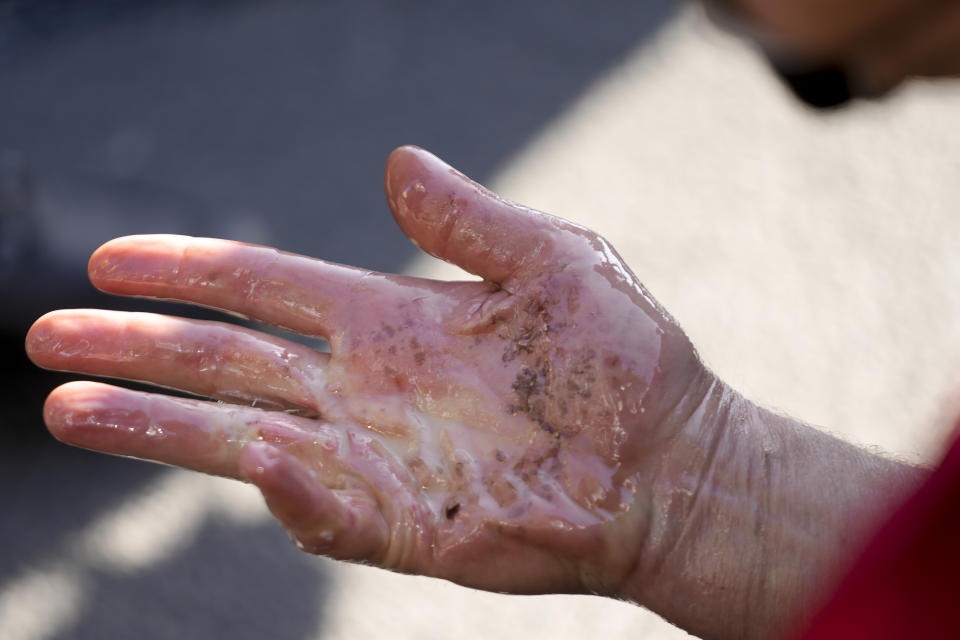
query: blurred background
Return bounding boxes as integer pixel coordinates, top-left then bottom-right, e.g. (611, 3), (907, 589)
(2, 1), (960, 639)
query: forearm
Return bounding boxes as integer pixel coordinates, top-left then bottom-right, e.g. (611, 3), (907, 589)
(622, 372), (928, 640)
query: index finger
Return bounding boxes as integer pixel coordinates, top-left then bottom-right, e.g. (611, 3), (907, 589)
(88, 235), (422, 339)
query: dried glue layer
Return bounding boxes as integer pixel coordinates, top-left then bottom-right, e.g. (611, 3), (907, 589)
(35, 150), (686, 570)
(35, 242), (672, 565)
(98, 250), (656, 558)
(262, 246), (670, 553)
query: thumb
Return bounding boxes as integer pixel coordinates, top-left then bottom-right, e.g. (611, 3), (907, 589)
(384, 145), (564, 285)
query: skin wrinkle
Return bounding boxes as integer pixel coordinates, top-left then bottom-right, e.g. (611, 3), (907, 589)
(344, 433), (413, 550)
(744, 459), (772, 638)
(458, 286), (507, 334)
(660, 381), (726, 568)
(617, 366), (715, 593)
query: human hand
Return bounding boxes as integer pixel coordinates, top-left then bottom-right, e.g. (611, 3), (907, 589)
(704, 0), (960, 104)
(26, 146), (706, 599)
(25, 146), (931, 640)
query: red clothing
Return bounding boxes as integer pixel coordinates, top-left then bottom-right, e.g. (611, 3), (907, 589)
(798, 426), (960, 639)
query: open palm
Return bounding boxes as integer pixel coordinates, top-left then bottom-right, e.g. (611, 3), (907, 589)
(27, 146), (702, 597)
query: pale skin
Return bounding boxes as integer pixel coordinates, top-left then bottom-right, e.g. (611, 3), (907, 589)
(27, 147), (926, 640)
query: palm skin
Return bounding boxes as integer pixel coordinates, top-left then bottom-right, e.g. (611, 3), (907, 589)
(26, 146), (703, 598)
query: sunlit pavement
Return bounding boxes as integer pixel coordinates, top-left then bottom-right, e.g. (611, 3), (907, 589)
(4, 5), (960, 639)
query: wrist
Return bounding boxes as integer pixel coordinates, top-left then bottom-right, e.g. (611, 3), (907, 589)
(617, 375), (928, 639)
(621, 373), (764, 638)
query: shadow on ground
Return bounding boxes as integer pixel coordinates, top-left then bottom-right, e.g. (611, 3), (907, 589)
(54, 517), (325, 640)
(0, 1), (676, 637)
